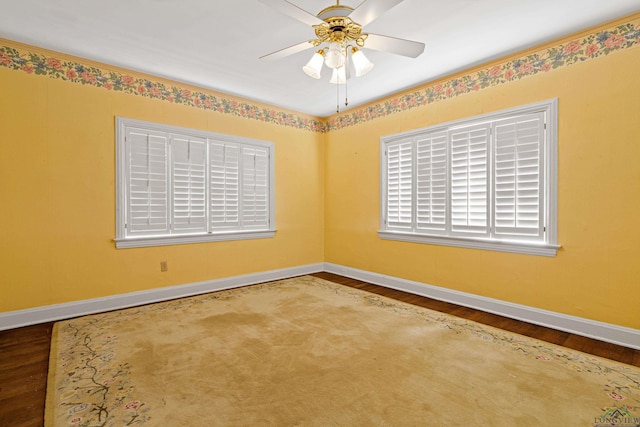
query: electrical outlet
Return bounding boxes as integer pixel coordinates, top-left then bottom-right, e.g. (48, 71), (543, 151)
(160, 261), (168, 272)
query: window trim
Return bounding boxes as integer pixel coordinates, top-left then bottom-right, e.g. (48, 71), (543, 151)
(379, 99), (560, 257)
(115, 117), (275, 249)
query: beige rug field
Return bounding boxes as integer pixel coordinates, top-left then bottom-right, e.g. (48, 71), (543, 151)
(45, 276), (640, 426)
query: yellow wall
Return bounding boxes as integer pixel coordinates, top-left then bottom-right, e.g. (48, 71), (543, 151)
(0, 64), (325, 312)
(1, 14), (639, 332)
(325, 44), (640, 329)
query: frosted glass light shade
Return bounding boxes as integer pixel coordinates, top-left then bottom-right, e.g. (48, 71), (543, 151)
(351, 48), (374, 77)
(302, 51), (324, 79)
(329, 67), (347, 84)
(325, 42), (345, 69)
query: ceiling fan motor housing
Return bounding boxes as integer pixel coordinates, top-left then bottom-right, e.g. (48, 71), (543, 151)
(313, 4), (367, 47)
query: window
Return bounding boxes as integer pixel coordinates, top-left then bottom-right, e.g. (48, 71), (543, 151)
(115, 117), (275, 248)
(379, 99), (559, 256)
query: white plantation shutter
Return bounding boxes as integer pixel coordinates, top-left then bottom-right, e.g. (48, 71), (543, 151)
(126, 128), (169, 235)
(385, 140), (413, 229)
(241, 145), (270, 228)
(379, 100), (557, 256)
(116, 117), (275, 248)
(209, 141), (240, 230)
(171, 135), (207, 233)
(493, 113), (545, 239)
(416, 132), (447, 232)
(450, 124), (490, 236)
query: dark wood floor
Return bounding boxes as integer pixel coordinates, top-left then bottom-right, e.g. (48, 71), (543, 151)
(0, 322), (53, 427)
(1, 273), (638, 426)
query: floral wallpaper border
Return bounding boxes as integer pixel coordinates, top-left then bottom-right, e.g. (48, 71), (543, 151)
(327, 16), (640, 131)
(1, 15), (639, 133)
(0, 42), (326, 133)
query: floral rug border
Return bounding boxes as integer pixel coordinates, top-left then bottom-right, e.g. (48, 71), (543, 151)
(46, 275), (640, 426)
(2, 15), (638, 133)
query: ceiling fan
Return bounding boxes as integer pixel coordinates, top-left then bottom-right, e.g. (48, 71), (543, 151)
(258, 0), (425, 85)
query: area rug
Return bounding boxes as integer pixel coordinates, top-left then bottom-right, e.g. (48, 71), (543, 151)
(45, 275), (640, 426)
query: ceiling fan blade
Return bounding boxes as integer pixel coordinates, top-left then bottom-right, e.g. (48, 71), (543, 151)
(259, 0), (324, 27)
(259, 40), (314, 61)
(348, 0), (404, 27)
(364, 33), (425, 58)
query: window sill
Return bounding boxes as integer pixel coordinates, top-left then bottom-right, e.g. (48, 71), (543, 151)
(115, 230), (276, 249)
(378, 230), (560, 257)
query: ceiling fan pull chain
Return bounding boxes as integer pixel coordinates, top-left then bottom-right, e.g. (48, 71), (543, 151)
(344, 71), (348, 108)
(345, 47), (349, 107)
(336, 76), (340, 113)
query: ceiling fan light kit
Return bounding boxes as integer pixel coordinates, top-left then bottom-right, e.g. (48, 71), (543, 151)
(324, 41), (347, 69)
(302, 50), (325, 79)
(260, 0), (425, 110)
(330, 67), (348, 85)
(351, 47), (374, 77)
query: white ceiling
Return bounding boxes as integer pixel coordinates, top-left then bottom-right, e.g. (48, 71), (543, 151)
(1, 0), (638, 117)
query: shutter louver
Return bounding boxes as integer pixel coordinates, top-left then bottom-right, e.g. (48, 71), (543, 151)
(171, 135), (207, 233)
(241, 146), (269, 228)
(126, 129), (169, 235)
(209, 141), (240, 230)
(450, 124), (490, 235)
(416, 132), (447, 232)
(386, 140), (413, 229)
(494, 113), (544, 239)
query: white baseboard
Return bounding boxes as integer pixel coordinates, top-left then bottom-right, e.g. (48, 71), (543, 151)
(0, 263), (324, 331)
(324, 263), (640, 351)
(3, 262), (639, 351)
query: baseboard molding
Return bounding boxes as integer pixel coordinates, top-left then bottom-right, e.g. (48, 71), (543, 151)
(324, 263), (640, 350)
(3, 262), (639, 350)
(0, 263), (324, 331)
